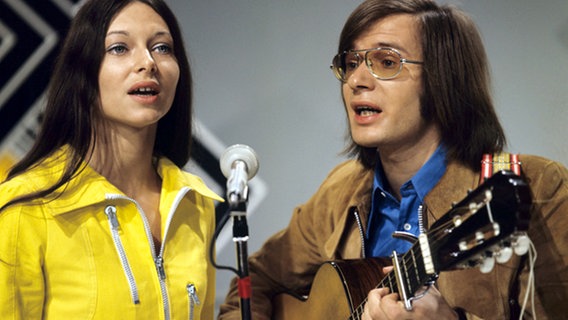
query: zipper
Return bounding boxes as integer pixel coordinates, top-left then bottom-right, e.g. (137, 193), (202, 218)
(156, 256), (166, 280)
(106, 187), (192, 320)
(418, 204), (426, 234)
(155, 253), (170, 320)
(351, 207), (366, 258)
(186, 284), (201, 320)
(106, 194), (171, 319)
(104, 205), (140, 304)
(155, 187), (192, 319)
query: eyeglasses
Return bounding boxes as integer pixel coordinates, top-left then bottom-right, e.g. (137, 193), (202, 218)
(330, 47), (423, 82)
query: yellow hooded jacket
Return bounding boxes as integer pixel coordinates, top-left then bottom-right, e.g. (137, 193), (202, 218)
(0, 147), (223, 319)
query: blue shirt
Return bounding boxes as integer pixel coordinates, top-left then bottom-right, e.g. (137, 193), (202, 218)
(365, 145), (447, 258)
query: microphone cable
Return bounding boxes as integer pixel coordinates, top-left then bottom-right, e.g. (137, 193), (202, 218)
(209, 207), (239, 275)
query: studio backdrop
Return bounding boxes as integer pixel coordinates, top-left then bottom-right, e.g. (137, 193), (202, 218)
(1, 0), (566, 313)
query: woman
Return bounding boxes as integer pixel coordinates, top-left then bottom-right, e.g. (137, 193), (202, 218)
(0, 0), (222, 319)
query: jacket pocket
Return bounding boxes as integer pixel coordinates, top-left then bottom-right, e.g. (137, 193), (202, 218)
(186, 283), (201, 320)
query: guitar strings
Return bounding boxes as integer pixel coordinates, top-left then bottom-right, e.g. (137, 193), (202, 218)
(348, 218), (455, 320)
(398, 203), (538, 320)
(350, 181), (533, 320)
(395, 202), (487, 301)
(518, 237), (537, 320)
(348, 264), (403, 319)
(349, 203), (462, 319)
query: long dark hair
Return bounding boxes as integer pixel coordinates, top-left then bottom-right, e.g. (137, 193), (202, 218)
(2, 0), (193, 207)
(339, 0), (506, 170)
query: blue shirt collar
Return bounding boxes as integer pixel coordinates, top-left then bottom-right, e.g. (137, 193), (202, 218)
(373, 144), (447, 202)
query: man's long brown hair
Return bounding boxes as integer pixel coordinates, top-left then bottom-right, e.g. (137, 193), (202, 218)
(339, 0), (506, 170)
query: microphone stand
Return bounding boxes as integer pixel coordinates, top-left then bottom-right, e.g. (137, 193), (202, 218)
(218, 145), (259, 320)
(229, 194), (252, 320)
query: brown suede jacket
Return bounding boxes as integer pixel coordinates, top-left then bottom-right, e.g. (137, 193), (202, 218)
(218, 155), (568, 319)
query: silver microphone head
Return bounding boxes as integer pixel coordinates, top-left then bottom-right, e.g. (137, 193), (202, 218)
(220, 144), (259, 180)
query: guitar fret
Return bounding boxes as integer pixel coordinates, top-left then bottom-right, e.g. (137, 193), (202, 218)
(403, 255), (412, 293)
(355, 304), (363, 320)
(350, 250), (432, 319)
(411, 246), (428, 295)
(410, 247), (420, 282)
(380, 273), (397, 293)
(348, 300), (366, 320)
(408, 246), (423, 294)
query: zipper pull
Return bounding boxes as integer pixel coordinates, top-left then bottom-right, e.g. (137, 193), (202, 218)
(105, 206), (120, 230)
(155, 256), (166, 280)
(187, 283), (201, 305)
(187, 284), (200, 320)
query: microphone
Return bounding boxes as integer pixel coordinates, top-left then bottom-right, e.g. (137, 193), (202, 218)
(220, 144), (259, 320)
(220, 144), (259, 207)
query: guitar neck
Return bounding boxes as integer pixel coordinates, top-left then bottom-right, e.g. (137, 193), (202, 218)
(348, 171), (532, 320)
(349, 245), (430, 320)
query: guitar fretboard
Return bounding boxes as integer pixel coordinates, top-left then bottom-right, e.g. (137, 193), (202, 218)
(348, 243), (433, 320)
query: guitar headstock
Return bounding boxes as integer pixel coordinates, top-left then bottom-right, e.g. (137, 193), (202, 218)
(428, 170), (532, 273)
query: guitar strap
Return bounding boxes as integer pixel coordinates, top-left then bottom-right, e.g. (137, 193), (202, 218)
(480, 151), (525, 319)
(479, 152), (521, 183)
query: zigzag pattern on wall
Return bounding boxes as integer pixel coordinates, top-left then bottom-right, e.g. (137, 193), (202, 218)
(0, 0), (77, 166)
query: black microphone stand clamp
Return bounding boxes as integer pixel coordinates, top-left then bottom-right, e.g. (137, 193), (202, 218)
(229, 192), (252, 320)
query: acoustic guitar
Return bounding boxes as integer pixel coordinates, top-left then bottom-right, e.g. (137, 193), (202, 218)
(273, 170), (532, 320)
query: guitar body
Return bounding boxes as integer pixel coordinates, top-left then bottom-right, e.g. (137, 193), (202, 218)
(273, 258), (389, 320)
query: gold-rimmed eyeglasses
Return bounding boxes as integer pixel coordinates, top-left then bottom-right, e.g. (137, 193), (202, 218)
(330, 47), (423, 82)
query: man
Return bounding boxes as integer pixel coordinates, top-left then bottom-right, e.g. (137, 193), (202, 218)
(218, 0), (568, 319)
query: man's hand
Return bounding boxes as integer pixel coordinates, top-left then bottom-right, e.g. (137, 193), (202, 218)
(361, 285), (459, 320)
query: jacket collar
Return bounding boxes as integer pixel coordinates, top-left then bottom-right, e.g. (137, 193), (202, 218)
(322, 160), (374, 258)
(156, 156), (224, 203)
(321, 159), (479, 259)
(32, 147), (222, 216)
(423, 161), (479, 223)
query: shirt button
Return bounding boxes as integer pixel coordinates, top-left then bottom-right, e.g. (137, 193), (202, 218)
(403, 223), (412, 231)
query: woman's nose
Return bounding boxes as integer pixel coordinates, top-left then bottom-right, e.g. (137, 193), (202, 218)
(136, 49), (157, 73)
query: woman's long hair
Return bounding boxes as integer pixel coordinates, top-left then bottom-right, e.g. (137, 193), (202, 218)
(2, 0), (193, 208)
(339, 0), (506, 170)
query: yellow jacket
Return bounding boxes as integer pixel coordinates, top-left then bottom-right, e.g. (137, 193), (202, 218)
(0, 148), (223, 319)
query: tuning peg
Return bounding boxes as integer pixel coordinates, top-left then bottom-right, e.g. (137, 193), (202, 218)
(479, 253), (495, 273)
(467, 252), (496, 273)
(452, 216), (463, 227)
(513, 234), (530, 256)
(484, 189), (493, 201)
(494, 246), (513, 264)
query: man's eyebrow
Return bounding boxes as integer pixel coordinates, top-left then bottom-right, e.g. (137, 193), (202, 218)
(375, 41), (407, 53)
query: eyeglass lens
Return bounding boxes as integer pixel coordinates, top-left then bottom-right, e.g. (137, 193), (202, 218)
(334, 48), (403, 81)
